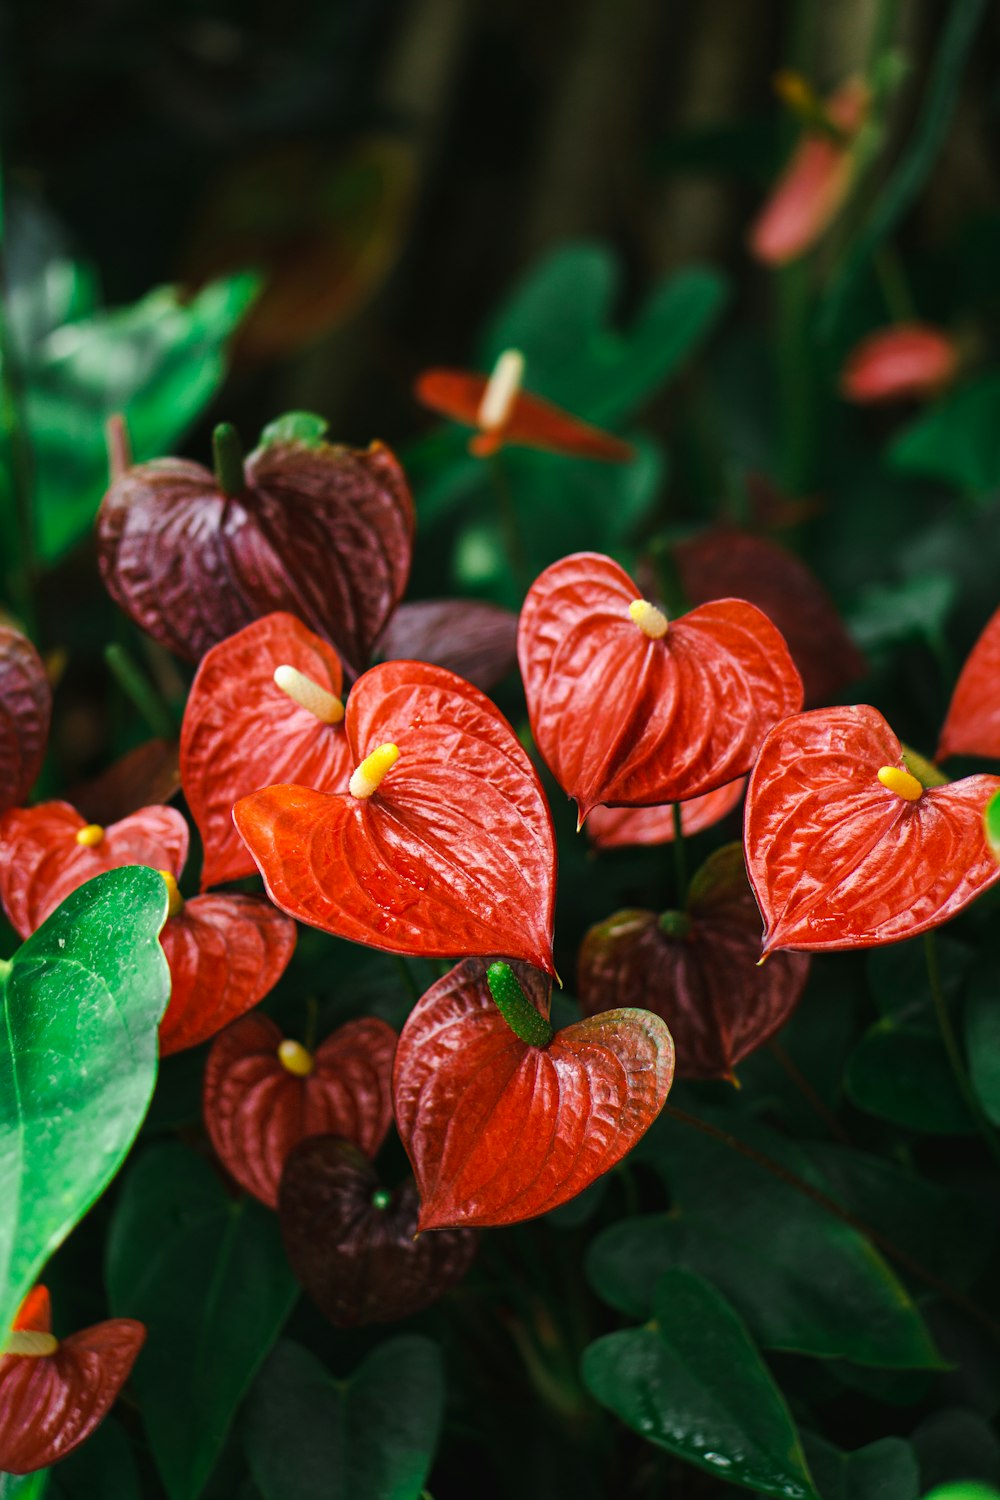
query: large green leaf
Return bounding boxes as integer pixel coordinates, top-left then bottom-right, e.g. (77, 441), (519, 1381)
(845, 1023), (975, 1134)
(600, 1111), (942, 1367)
(244, 1338), (445, 1500)
(0, 866), (170, 1341)
(964, 955), (1000, 1127)
(801, 1432), (920, 1500)
(47, 1418), (141, 1500)
(912, 1408), (1000, 1491)
(0, 1473), (48, 1499)
(106, 1143), (298, 1500)
(581, 1270), (818, 1498)
(887, 375), (1000, 500)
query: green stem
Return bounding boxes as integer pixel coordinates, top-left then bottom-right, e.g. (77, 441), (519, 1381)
(212, 422), (245, 498)
(767, 1038), (853, 1145)
(393, 955), (422, 1004)
(776, 258), (815, 495)
(104, 643), (175, 739)
(487, 962), (553, 1047)
(924, 931), (1000, 1168)
(0, 159), (38, 638)
(670, 804), (688, 906)
(486, 453), (529, 595)
(873, 245), (917, 325)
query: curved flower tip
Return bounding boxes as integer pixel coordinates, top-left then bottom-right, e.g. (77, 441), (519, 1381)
(749, 75), (869, 266)
(414, 357), (633, 463)
(840, 324), (960, 404)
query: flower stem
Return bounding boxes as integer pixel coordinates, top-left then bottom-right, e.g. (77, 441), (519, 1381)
(487, 961), (553, 1047)
(924, 931), (1000, 1168)
(486, 453), (529, 596)
(670, 804), (688, 907)
(104, 643), (175, 740)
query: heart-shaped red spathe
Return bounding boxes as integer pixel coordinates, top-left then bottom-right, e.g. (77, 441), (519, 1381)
(937, 605), (1000, 763)
(578, 845), (810, 1079)
(393, 959), (675, 1230)
(278, 1136), (478, 1326)
(840, 323), (959, 404)
(0, 1286), (145, 1475)
(414, 369), (633, 461)
(586, 779), (746, 850)
(181, 612), (353, 889)
(518, 552), (803, 823)
(0, 800), (189, 938)
(378, 599), (519, 693)
(745, 704), (1000, 953)
(0, 628), (52, 817)
(234, 660), (557, 974)
(97, 436), (414, 673)
(204, 1013), (396, 1206)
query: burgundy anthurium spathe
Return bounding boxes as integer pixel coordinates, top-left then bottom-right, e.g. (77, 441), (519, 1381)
(518, 552), (802, 824)
(0, 1286), (145, 1474)
(587, 780), (746, 850)
(0, 626), (52, 816)
(0, 801), (296, 1054)
(181, 612), (353, 888)
(745, 704), (1000, 953)
(204, 1012), (396, 1207)
(393, 959), (674, 1230)
(234, 659), (557, 974)
(97, 431), (414, 674)
(378, 599), (519, 693)
(937, 605), (1000, 763)
(840, 324), (959, 404)
(279, 1136), (478, 1326)
(578, 844), (810, 1080)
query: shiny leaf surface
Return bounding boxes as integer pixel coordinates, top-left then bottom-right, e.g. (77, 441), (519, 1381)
(0, 868), (170, 1341)
(937, 605), (1000, 762)
(586, 779), (745, 849)
(578, 845), (810, 1078)
(278, 1137), (477, 1325)
(234, 660), (557, 972)
(97, 437), (414, 673)
(800, 1432), (920, 1500)
(519, 552), (802, 821)
(392, 959), (674, 1229)
(377, 599), (519, 692)
(0, 629), (51, 817)
(180, 613), (352, 889)
(745, 705), (1000, 952)
(581, 1270), (819, 1498)
(204, 1013), (396, 1206)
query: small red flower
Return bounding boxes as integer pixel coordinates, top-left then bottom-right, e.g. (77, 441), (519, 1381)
(518, 552), (802, 824)
(415, 349), (633, 462)
(586, 780), (746, 850)
(938, 605), (1000, 762)
(0, 801), (296, 1054)
(204, 1012), (396, 1207)
(840, 324), (960, 404)
(745, 705), (1000, 953)
(0, 1286), (145, 1474)
(0, 627), (51, 817)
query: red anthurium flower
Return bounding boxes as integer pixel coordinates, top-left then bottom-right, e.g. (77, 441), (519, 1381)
(0, 627), (52, 816)
(204, 1012), (396, 1206)
(518, 552), (802, 825)
(840, 324), (960, 404)
(578, 845), (810, 1080)
(0, 801), (296, 1053)
(749, 74), (869, 265)
(234, 660), (557, 974)
(278, 1136), (478, 1326)
(0, 1285), (145, 1474)
(938, 605), (1000, 762)
(181, 613), (353, 889)
(587, 780), (747, 850)
(745, 705), (1000, 953)
(97, 431), (414, 674)
(414, 348), (633, 462)
(392, 959), (674, 1230)
(378, 599), (520, 693)
(672, 529), (866, 707)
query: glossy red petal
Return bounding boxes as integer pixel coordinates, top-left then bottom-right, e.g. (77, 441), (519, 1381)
(278, 1137), (477, 1326)
(234, 660), (557, 973)
(157, 895), (297, 1055)
(937, 605), (1000, 762)
(181, 613), (352, 888)
(393, 959), (674, 1229)
(378, 600), (519, 692)
(0, 1318), (144, 1474)
(578, 845), (810, 1079)
(71, 739), (181, 827)
(748, 77), (868, 265)
(0, 801), (189, 939)
(587, 779), (746, 850)
(745, 705), (1000, 953)
(840, 324), (960, 404)
(204, 1012), (396, 1206)
(414, 370), (632, 461)
(0, 628), (52, 816)
(518, 552), (802, 822)
(413, 369), (484, 427)
(97, 439), (414, 674)
(673, 529), (865, 707)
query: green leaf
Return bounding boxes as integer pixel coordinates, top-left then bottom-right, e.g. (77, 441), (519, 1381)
(983, 789), (1000, 863)
(801, 1432), (920, 1500)
(847, 574), (956, 654)
(258, 412), (329, 449)
(912, 1408), (1000, 1491)
(0, 1472), (48, 1500)
(921, 1489), (1000, 1500)
(581, 1269), (818, 1498)
(47, 1418), (140, 1500)
(867, 938), (971, 1023)
(594, 1111), (943, 1368)
(888, 375), (1000, 499)
(966, 954), (1000, 1127)
(0, 866), (170, 1341)
(106, 1142), (297, 1500)
(845, 1022), (975, 1134)
(244, 1338), (445, 1500)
